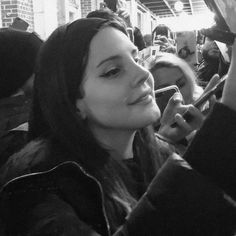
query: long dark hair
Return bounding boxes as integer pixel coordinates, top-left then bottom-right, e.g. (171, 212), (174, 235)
(29, 18), (167, 231)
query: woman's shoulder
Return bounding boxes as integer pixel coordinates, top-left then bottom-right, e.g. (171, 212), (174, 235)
(0, 138), (49, 186)
(0, 158), (108, 235)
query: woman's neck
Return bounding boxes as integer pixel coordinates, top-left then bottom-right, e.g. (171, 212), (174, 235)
(90, 125), (136, 160)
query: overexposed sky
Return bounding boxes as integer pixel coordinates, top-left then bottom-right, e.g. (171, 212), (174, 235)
(158, 11), (215, 32)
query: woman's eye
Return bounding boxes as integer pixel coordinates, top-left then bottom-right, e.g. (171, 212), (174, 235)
(101, 68), (121, 78)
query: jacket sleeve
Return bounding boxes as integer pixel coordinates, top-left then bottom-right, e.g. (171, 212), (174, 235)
(114, 103), (236, 236)
(183, 102), (236, 199)
(114, 154), (236, 235)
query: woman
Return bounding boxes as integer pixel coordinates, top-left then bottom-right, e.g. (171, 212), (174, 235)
(149, 52), (205, 149)
(0, 18), (236, 235)
(150, 52), (203, 105)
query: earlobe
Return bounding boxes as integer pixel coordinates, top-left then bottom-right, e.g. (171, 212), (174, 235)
(75, 99), (87, 120)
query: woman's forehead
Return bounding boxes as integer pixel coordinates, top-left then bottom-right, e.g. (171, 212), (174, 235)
(87, 27), (135, 64)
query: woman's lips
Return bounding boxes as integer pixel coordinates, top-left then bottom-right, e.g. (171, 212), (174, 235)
(128, 91), (153, 105)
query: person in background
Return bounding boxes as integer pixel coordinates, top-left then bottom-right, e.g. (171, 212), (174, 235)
(9, 17), (29, 31)
(87, 8), (126, 28)
(133, 26), (146, 51)
(149, 52), (206, 152)
(0, 17), (236, 236)
(152, 24), (173, 41)
(152, 24), (176, 54)
(197, 37), (230, 87)
(143, 34), (152, 47)
(150, 52), (203, 105)
(0, 28), (43, 167)
(104, 0), (134, 42)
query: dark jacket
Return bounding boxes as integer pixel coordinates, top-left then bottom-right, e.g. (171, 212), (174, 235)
(0, 103), (236, 235)
(197, 55), (229, 86)
(0, 95), (30, 167)
(0, 95), (30, 136)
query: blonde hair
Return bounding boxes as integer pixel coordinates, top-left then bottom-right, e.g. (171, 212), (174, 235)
(150, 52), (203, 103)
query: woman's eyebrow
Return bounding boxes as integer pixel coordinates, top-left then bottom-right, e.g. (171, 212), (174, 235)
(97, 55), (121, 68)
(97, 47), (138, 68)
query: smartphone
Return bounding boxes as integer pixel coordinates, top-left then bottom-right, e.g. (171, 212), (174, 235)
(155, 85), (179, 114)
(171, 76), (227, 128)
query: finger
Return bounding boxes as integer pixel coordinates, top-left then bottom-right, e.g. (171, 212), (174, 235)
(162, 92), (183, 114)
(159, 36), (168, 43)
(185, 105), (204, 129)
(154, 40), (166, 46)
(117, 8), (125, 14)
(117, 9), (129, 18)
(203, 74), (220, 94)
(161, 92), (183, 124)
(209, 94), (216, 107)
(174, 113), (192, 133)
(202, 95), (216, 115)
(121, 12), (129, 18)
(169, 92), (183, 106)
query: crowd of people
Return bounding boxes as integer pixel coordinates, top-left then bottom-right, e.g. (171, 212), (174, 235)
(0, 3), (236, 236)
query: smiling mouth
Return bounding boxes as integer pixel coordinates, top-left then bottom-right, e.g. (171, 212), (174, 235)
(129, 93), (153, 105)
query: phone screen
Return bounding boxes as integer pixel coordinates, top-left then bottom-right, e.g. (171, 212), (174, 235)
(155, 85), (179, 114)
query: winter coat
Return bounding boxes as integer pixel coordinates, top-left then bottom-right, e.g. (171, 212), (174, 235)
(0, 95), (30, 137)
(0, 95), (30, 167)
(197, 56), (229, 87)
(0, 103), (236, 235)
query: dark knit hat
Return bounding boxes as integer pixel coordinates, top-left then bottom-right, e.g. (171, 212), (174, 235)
(0, 29), (43, 99)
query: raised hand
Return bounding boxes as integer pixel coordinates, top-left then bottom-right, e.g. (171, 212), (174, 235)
(157, 92), (204, 144)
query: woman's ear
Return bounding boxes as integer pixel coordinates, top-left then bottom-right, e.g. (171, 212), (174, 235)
(75, 99), (87, 120)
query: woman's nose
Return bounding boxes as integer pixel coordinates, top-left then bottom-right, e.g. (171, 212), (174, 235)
(130, 64), (151, 88)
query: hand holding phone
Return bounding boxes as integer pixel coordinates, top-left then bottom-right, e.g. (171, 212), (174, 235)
(171, 76), (226, 128)
(157, 91), (203, 144)
(155, 85), (180, 114)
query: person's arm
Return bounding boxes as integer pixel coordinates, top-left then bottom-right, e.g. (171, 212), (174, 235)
(114, 154), (236, 235)
(222, 42), (236, 109)
(183, 102), (236, 199)
(114, 44), (236, 235)
(182, 40), (236, 199)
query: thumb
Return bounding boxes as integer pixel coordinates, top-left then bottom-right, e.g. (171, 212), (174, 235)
(161, 92), (183, 123)
(203, 74), (220, 94)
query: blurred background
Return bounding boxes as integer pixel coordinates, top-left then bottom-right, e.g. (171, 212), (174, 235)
(0, 0), (214, 40)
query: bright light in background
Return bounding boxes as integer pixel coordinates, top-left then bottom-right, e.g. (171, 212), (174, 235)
(174, 1), (184, 12)
(158, 10), (215, 32)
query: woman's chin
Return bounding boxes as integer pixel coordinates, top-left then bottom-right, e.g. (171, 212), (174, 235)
(145, 109), (161, 127)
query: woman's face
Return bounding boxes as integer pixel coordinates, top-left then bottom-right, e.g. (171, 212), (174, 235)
(76, 27), (160, 132)
(152, 67), (193, 104)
